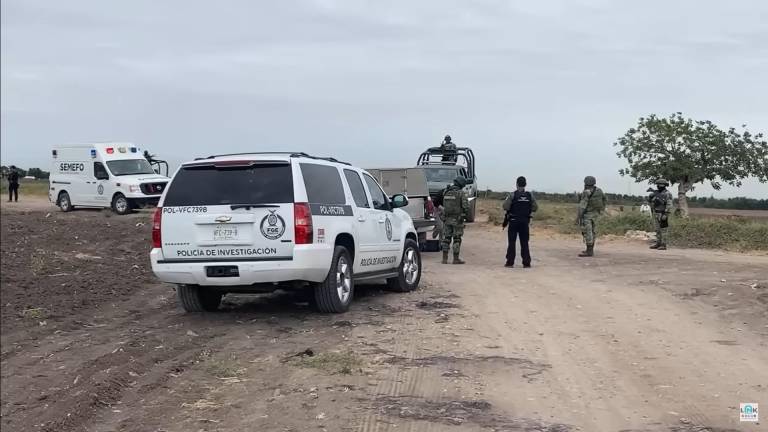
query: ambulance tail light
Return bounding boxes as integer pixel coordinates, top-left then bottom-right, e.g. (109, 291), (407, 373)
(106, 147), (114, 154)
(294, 203), (313, 245)
(152, 207), (162, 248)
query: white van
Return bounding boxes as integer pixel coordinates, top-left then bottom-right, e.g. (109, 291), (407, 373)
(49, 143), (170, 215)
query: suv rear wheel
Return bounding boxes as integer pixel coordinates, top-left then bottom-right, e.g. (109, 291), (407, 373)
(314, 246), (354, 313)
(177, 285), (222, 312)
(387, 239), (421, 292)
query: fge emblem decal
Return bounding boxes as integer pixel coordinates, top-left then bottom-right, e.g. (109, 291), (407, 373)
(260, 210), (286, 240)
(740, 403), (758, 422)
(385, 217), (393, 241)
(97, 184), (104, 195)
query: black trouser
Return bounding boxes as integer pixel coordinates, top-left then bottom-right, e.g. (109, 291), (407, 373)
(8, 184), (18, 202)
(506, 219), (530, 266)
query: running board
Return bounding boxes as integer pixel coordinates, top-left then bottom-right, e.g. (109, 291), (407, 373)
(354, 270), (398, 281)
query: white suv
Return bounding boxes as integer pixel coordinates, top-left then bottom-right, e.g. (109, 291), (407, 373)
(150, 152), (422, 313)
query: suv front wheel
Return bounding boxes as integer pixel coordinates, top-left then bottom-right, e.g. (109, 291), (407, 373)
(387, 239), (421, 292)
(314, 246), (354, 313)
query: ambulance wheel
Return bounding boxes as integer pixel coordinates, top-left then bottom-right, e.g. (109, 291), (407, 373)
(111, 193), (131, 215)
(314, 246), (354, 313)
(58, 191), (74, 212)
(387, 239), (421, 292)
(177, 285), (222, 312)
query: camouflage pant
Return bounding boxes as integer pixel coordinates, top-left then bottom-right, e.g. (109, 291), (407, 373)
(581, 215), (597, 246)
(653, 213), (669, 245)
(441, 222), (464, 255)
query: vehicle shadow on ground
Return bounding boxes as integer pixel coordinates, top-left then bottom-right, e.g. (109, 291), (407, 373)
(200, 283), (403, 321)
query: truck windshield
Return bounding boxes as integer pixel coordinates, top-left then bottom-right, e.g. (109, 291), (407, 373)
(106, 159), (156, 176)
(424, 168), (462, 182)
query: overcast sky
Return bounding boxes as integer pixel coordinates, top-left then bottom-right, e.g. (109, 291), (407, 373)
(2, 0), (767, 197)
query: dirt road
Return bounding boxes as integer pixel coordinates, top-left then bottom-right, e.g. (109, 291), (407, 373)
(2, 201), (766, 431)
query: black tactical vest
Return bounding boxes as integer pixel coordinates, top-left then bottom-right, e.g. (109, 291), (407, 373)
(508, 191), (533, 220)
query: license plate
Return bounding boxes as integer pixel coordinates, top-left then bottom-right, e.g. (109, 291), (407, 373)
(213, 225), (239, 241)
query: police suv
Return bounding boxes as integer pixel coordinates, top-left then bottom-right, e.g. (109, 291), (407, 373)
(150, 152), (422, 313)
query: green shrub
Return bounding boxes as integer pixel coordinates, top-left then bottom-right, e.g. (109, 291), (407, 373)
(670, 217), (768, 250)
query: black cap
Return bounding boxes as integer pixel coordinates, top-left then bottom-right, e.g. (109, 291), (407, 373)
(516, 176), (526, 187)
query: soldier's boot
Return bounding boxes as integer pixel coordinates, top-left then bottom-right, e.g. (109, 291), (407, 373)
(441, 251), (449, 264)
(452, 254), (465, 265)
(649, 243), (660, 249)
(657, 244), (667, 250)
(578, 245), (594, 257)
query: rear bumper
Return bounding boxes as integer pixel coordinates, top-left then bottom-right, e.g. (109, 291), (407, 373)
(150, 244), (333, 287)
(413, 219), (436, 232)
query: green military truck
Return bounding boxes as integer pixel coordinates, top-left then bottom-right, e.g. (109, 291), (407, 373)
(417, 146), (477, 222)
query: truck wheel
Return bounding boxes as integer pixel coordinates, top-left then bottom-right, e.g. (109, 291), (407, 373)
(177, 285), (222, 312)
(314, 246), (354, 313)
(417, 232), (427, 252)
(58, 191), (74, 212)
(466, 200), (477, 223)
(387, 239), (421, 292)
(111, 193), (131, 215)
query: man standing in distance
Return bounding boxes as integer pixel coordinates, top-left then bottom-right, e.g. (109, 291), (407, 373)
(441, 176), (470, 264)
(576, 176), (606, 257)
(503, 176), (538, 268)
(7, 166), (20, 203)
(648, 178), (673, 250)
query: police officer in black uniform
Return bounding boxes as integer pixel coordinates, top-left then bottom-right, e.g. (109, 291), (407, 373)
(7, 166), (20, 203)
(503, 176), (538, 268)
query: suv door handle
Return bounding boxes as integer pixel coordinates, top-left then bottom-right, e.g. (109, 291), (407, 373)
(378, 218), (386, 224)
(357, 216), (366, 222)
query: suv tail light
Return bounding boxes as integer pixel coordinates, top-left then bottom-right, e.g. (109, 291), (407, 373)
(294, 203), (313, 244)
(425, 197), (435, 218)
(152, 207), (162, 248)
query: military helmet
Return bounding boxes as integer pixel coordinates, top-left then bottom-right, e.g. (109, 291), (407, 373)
(655, 178), (670, 186)
(444, 134), (452, 142)
(453, 176), (467, 188)
(583, 176), (596, 186)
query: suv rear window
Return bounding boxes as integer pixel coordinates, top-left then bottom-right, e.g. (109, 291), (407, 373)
(300, 163), (345, 204)
(163, 163), (294, 206)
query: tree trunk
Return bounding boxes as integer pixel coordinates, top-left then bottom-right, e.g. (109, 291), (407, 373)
(677, 181), (692, 218)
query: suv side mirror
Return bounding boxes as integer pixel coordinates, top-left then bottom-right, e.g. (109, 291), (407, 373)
(391, 194), (409, 209)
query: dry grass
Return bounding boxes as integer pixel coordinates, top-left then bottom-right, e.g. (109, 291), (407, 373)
(479, 198), (768, 251)
(1, 179), (50, 197)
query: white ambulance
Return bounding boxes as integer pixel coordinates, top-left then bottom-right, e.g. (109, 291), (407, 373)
(49, 143), (170, 215)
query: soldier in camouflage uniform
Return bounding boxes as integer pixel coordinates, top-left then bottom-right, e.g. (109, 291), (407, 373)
(440, 135), (458, 163)
(648, 178), (674, 250)
(440, 177), (470, 264)
(577, 176), (607, 257)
